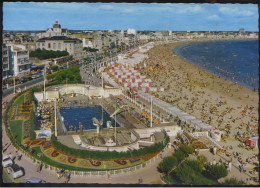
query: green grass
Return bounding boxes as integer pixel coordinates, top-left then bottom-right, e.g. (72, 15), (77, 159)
(9, 120), (23, 144)
(14, 93), (25, 106)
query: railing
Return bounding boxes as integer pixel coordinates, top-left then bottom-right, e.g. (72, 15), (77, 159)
(14, 140), (163, 177)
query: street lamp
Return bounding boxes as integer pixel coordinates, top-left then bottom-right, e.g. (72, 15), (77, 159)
(150, 96), (153, 128)
(54, 98), (57, 137)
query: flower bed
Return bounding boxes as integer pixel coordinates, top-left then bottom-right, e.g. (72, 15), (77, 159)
(114, 159), (127, 165)
(23, 120), (31, 139)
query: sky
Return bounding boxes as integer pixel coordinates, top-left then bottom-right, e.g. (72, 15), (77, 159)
(3, 2), (259, 31)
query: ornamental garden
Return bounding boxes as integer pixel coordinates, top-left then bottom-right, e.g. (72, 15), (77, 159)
(3, 81), (171, 172)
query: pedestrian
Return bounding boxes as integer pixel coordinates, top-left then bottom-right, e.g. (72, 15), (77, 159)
(241, 164), (244, 172)
(213, 146), (217, 155)
(228, 162), (232, 172)
(107, 170), (111, 179)
(9, 153), (12, 160)
(18, 154), (22, 161)
(64, 172), (70, 183)
(138, 177), (143, 184)
(213, 159), (216, 165)
(36, 161), (40, 172)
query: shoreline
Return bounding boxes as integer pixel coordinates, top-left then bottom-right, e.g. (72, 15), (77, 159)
(139, 40), (258, 173)
(172, 39), (259, 92)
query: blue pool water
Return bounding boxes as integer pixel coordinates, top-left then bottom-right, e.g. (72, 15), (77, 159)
(174, 40), (259, 91)
(59, 106), (120, 130)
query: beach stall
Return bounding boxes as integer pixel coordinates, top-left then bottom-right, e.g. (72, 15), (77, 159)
(245, 137), (258, 148)
(210, 130), (223, 142)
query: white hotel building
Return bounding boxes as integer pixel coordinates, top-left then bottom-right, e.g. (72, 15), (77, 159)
(2, 44), (32, 78)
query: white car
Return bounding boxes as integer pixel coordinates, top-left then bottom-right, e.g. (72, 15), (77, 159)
(2, 154), (13, 167)
(19, 177), (46, 183)
(7, 164), (24, 179)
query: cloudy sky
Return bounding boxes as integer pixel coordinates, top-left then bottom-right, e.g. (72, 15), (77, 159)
(3, 2), (258, 31)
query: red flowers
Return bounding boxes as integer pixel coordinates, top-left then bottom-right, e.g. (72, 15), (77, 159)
(51, 150), (60, 157)
(89, 160), (102, 167)
(114, 159), (127, 165)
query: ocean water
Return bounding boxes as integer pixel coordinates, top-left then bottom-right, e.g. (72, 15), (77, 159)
(174, 40), (259, 91)
(60, 106), (119, 130)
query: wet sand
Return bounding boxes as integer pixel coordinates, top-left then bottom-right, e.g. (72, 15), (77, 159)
(139, 41), (259, 172)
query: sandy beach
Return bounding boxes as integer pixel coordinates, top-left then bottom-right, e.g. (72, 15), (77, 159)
(139, 41), (259, 173)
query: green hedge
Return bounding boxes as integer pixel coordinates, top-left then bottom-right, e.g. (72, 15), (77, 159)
(51, 134), (169, 160)
(30, 48), (69, 60)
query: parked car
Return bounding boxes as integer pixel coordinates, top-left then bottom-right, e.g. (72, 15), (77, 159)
(19, 77), (28, 83)
(7, 164), (24, 179)
(31, 74), (38, 79)
(19, 177), (46, 183)
(2, 154), (13, 167)
(2, 85), (7, 90)
(27, 76), (33, 81)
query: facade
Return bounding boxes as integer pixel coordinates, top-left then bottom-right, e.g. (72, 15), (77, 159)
(6, 44), (32, 77)
(127, 28), (137, 35)
(36, 36), (85, 59)
(36, 21), (68, 39)
(246, 137), (258, 148)
(2, 43), (10, 79)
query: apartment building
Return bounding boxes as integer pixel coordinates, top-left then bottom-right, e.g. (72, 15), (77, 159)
(5, 44), (32, 77)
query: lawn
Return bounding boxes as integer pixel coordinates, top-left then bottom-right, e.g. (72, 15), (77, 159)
(9, 120), (23, 144)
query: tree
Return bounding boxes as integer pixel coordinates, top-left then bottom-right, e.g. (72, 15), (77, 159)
(50, 65), (59, 72)
(185, 160), (203, 173)
(174, 163), (196, 184)
(7, 77), (19, 85)
(173, 150), (186, 163)
(207, 165), (228, 180)
(197, 155), (208, 167)
(159, 156), (178, 174)
(222, 178), (245, 185)
(179, 144), (194, 156)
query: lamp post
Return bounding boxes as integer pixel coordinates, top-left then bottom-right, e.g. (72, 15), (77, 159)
(44, 64), (46, 100)
(114, 100), (117, 145)
(13, 77), (16, 94)
(55, 99), (57, 137)
(150, 96), (153, 128)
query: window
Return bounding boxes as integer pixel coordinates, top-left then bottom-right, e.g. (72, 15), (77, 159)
(48, 43), (51, 48)
(58, 43), (61, 49)
(53, 43), (56, 50)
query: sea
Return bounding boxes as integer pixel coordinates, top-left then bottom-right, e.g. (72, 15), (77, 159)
(174, 40), (259, 91)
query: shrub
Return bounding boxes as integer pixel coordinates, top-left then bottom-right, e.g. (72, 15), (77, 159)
(207, 165), (228, 180)
(197, 155), (208, 167)
(179, 144), (194, 156)
(50, 65), (59, 72)
(174, 162), (196, 184)
(173, 150), (186, 163)
(159, 156), (178, 174)
(184, 160), (203, 173)
(222, 178), (245, 185)
(51, 134), (169, 160)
